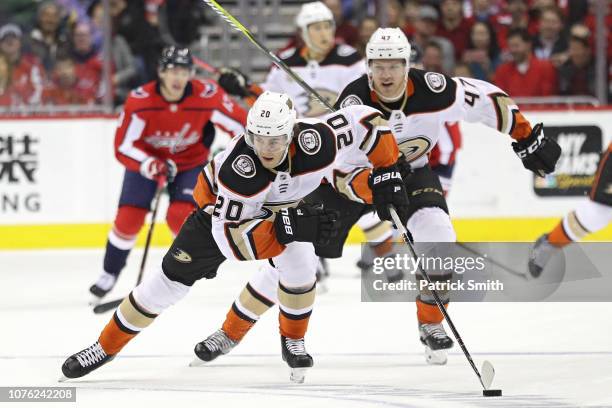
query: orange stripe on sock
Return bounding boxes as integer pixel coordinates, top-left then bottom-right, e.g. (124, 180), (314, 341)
(98, 316), (137, 355)
(222, 307), (254, 342)
(279, 314), (310, 339)
(416, 299), (447, 324)
(373, 237), (394, 257)
(547, 221), (572, 247)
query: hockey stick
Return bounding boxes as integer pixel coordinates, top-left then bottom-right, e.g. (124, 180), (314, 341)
(93, 175), (167, 314)
(389, 206), (499, 393)
(200, 0), (334, 112)
(193, 56), (218, 74)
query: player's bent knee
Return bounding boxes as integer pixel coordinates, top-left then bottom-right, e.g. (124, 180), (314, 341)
(114, 206), (148, 236)
(166, 201), (195, 235)
(408, 207), (456, 243)
(132, 266), (191, 314)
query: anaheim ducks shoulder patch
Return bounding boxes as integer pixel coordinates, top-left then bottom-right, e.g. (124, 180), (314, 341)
(232, 154), (256, 178)
(424, 72), (447, 93)
(297, 129), (322, 155)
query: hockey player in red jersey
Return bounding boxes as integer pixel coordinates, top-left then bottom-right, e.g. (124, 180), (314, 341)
(89, 46), (247, 302)
(60, 91), (409, 383)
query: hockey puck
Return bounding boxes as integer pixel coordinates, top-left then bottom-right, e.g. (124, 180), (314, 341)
(483, 389), (502, 397)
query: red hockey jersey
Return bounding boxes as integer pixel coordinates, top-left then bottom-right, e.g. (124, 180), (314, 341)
(115, 78), (247, 172)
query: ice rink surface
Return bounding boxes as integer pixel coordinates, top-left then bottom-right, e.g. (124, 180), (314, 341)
(2, 246), (612, 408)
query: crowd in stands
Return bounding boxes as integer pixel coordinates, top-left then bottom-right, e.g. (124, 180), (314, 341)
(0, 0), (609, 111)
(0, 0), (204, 109)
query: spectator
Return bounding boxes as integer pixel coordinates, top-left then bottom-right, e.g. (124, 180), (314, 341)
(356, 16), (379, 57)
(0, 23), (45, 105)
(163, 0), (207, 46)
(463, 21), (500, 81)
(437, 0), (474, 59)
(533, 6), (568, 66)
(29, 1), (70, 72)
(557, 30), (598, 97)
(385, 0), (405, 29)
(70, 22), (103, 97)
(453, 61), (473, 78)
(43, 55), (97, 105)
(0, 52), (15, 106)
(470, 0), (499, 22)
(110, 0), (164, 82)
(496, 0), (535, 51)
(411, 5), (456, 74)
(422, 41), (446, 74)
(493, 28), (557, 96)
(402, 0), (420, 37)
(89, 0), (138, 104)
(324, 0), (359, 46)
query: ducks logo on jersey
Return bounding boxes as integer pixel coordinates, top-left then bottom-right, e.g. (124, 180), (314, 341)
(232, 154), (256, 178)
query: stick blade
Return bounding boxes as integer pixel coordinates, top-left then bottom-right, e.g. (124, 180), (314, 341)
(481, 360), (496, 389)
(92, 299), (123, 314)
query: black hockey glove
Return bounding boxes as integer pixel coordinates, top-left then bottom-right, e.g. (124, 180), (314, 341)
(369, 164), (410, 228)
(274, 204), (339, 246)
(218, 67), (250, 97)
(512, 123), (561, 177)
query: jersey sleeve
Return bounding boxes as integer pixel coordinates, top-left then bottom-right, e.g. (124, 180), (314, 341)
(114, 93), (150, 172)
(203, 139), (286, 261)
(332, 104), (400, 168)
(203, 80), (248, 138)
(452, 76), (533, 141)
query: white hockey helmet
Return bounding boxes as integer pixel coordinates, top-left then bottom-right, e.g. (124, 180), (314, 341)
(365, 28), (411, 92)
(246, 91), (297, 148)
(295, 2), (335, 52)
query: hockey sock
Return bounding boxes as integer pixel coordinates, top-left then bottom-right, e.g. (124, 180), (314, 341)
(222, 283), (274, 342)
(278, 282), (316, 339)
(103, 206), (148, 276)
(416, 297), (449, 324)
(98, 292), (158, 355)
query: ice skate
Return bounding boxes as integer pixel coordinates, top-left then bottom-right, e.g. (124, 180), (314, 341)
(528, 234), (559, 278)
(190, 329), (237, 367)
(419, 323), (454, 365)
(89, 271), (117, 305)
(60, 341), (114, 381)
(281, 336), (313, 383)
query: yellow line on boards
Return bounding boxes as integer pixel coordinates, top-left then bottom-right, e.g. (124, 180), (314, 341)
(1, 218), (611, 249)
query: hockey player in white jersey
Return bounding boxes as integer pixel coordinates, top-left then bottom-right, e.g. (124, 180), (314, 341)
(217, 1), (364, 117)
(334, 27), (561, 364)
(60, 91), (409, 383)
(218, 1), (396, 284)
(196, 28), (562, 367)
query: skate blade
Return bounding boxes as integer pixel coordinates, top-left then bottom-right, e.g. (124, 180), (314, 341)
(58, 375), (69, 382)
(289, 367), (309, 383)
(424, 346), (447, 365)
(189, 357), (207, 367)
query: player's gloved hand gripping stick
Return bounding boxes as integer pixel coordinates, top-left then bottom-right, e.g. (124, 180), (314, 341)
(93, 175), (168, 314)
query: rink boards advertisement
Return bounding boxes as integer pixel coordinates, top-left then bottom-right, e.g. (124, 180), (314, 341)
(1, 108), (611, 248)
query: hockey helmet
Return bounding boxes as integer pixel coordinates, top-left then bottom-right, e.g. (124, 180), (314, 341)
(158, 45), (194, 71)
(295, 2), (335, 52)
(365, 28), (412, 94)
(246, 91), (297, 148)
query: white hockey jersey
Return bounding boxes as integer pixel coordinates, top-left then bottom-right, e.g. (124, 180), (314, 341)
(261, 44), (365, 118)
(192, 105), (399, 261)
(335, 69), (534, 170)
